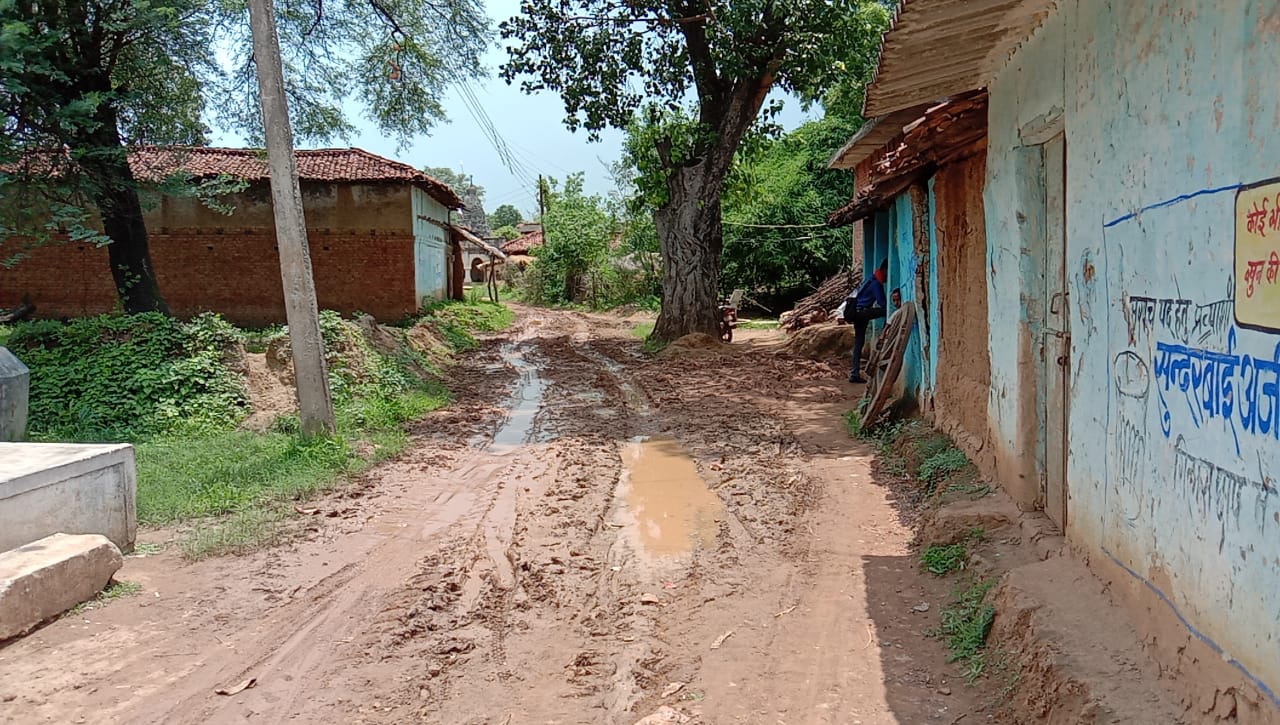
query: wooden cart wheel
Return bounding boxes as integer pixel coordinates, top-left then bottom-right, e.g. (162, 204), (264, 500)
(862, 302), (916, 430)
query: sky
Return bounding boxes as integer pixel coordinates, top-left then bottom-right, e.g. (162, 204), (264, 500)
(214, 0), (819, 219)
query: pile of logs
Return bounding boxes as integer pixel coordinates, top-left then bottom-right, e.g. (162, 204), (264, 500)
(779, 268), (861, 332)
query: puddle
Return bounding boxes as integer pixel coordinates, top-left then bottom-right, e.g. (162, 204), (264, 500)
(487, 343), (548, 454)
(621, 437), (725, 558)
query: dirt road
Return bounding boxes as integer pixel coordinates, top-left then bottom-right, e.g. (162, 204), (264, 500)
(0, 308), (988, 724)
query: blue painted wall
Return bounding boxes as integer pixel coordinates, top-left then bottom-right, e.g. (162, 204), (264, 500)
(983, 0), (1280, 703)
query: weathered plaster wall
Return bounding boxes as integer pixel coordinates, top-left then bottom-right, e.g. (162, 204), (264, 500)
(932, 154), (992, 465)
(986, 0), (1280, 707)
(984, 4), (1066, 511)
(412, 188), (450, 306)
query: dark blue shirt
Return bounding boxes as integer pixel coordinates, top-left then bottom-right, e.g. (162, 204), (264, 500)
(851, 275), (886, 309)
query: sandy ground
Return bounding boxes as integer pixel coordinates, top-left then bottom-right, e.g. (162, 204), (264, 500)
(0, 307), (995, 725)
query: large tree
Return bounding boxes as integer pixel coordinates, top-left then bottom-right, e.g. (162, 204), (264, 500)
(502, 0), (889, 340)
(1, 0), (488, 313)
(489, 203), (522, 229)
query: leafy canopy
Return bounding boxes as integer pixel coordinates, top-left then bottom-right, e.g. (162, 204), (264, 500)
(524, 173), (614, 303)
(500, 0), (891, 141)
(489, 203), (523, 229)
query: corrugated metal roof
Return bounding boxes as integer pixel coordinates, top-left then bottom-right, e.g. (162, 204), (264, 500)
(862, 0), (1057, 117)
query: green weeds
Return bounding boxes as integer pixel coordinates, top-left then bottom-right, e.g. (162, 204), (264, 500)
(933, 578), (997, 682)
(69, 580), (142, 614)
(919, 446), (971, 485)
(921, 543), (967, 576)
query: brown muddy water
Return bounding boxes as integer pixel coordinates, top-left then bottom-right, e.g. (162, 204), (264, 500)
(620, 437), (725, 559)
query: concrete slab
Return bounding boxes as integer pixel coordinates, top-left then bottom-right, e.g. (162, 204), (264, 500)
(0, 442), (137, 552)
(0, 533), (123, 640)
(0, 347), (28, 441)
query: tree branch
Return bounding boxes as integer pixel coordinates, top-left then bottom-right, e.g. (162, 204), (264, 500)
(676, 2), (723, 113)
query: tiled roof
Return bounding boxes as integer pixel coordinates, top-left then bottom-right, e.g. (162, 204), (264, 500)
(501, 230), (544, 255)
(128, 147), (463, 209)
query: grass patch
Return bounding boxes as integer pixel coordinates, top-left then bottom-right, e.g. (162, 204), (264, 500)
(417, 300), (513, 352)
(737, 318), (779, 330)
(11, 301), (504, 559)
(69, 579), (142, 615)
(919, 446), (971, 485)
(921, 543), (967, 576)
(933, 578), (997, 683)
(631, 321), (655, 340)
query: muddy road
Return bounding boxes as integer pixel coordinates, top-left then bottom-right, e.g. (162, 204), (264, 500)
(0, 308), (988, 724)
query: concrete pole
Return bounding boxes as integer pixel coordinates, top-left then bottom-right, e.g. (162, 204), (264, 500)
(247, 0), (336, 436)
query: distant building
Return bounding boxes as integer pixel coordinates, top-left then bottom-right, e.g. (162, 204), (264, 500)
(0, 147), (465, 325)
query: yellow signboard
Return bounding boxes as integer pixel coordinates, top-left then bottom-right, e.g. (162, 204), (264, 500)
(1235, 179), (1280, 333)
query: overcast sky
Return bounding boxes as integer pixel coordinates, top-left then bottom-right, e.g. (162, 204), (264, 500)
(214, 0), (819, 219)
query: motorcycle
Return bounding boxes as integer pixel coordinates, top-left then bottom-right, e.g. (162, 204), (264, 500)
(718, 299), (738, 343)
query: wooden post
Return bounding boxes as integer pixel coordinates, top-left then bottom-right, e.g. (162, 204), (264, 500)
(247, 0), (335, 436)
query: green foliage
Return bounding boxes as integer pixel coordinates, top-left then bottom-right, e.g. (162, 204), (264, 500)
(417, 300), (514, 352)
(7, 313), (248, 440)
(518, 173), (654, 309)
(494, 224), (520, 241)
(68, 580), (143, 615)
(501, 0), (890, 337)
(489, 204), (523, 230)
(422, 167), (482, 198)
(919, 447), (972, 485)
(921, 543), (967, 576)
(12, 303), (509, 558)
(843, 406), (867, 438)
(501, 0), (891, 139)
(720, 116), (866, 307)
(933, 578), (997, 682)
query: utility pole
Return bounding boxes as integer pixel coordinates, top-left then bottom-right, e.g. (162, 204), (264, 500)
(247, 0), (336, 436)
(537, 175), (546, 221)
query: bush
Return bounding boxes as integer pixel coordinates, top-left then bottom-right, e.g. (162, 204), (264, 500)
(7, 312), (248, 439)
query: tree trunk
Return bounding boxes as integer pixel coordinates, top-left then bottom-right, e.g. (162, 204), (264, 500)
(652, 160), (723, 341)
(79, 107), (169, 315)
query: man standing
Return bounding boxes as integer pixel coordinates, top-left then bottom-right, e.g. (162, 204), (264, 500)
(844, 261), (888, 383)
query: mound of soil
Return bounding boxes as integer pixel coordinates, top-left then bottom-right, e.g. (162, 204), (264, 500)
(657, 333), (725, 358)
(241, 351), (297, 431)
(781, 322), (854, 360)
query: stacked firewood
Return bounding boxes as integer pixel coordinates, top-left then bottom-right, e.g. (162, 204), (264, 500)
(779, 268), (861, 332)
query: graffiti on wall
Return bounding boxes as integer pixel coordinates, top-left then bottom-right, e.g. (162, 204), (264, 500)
(1125, 295), (1234, 348)
(1152, 331), (1280, 452)
(1171, 435), (1274, 544)
(1236, 179), (1280, 333)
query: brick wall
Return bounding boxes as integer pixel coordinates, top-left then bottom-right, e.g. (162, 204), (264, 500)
(0, 230), (417, 327)
(0, 181), (421, 326)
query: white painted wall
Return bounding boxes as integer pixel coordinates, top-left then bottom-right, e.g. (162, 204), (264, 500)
(984, 0), (1280, 701)
(412, 188), (450, 306)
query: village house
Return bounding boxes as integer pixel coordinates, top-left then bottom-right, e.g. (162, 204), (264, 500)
(0, 147), (465, 326)
(829, 0), (1280, 715)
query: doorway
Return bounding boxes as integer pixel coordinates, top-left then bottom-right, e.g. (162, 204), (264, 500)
(1041, 133), (1069, 531)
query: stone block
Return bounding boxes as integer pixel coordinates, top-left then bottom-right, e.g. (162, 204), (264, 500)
(0, 347), (28, 441)
(0, 442), (137, 552)
(0, 533), (123, 640)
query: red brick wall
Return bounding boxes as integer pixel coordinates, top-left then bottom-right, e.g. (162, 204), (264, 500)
(0, 230), (417, 327)
(0, 180), (421, 326)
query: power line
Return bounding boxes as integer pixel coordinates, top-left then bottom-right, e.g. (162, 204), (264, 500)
(722, 221), (831, 229)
